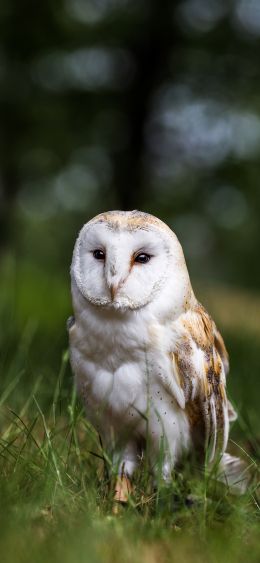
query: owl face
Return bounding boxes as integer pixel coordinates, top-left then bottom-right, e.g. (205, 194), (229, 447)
(71, 211), (191, 312)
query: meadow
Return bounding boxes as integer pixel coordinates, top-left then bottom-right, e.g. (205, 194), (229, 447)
(0, 254), (259, 563)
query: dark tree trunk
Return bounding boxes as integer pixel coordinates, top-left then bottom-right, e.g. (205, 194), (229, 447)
(112, 1), (181, 211)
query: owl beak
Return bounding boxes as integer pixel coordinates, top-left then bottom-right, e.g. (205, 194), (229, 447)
(106, 259), (126, 301)
(109, 283), (119, 301)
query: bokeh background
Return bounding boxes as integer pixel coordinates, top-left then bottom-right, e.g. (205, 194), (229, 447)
(1, 0), (260, 443)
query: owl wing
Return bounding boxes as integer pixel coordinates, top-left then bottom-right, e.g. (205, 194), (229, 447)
(169, 304), (231, 462)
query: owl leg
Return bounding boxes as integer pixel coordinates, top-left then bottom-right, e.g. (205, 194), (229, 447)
(151, 453), (175, 486)
(149, 439), (175, 486)
(112, 442), (139, 505)
(161, 458), (174, 483)
(114, 474), (132, 504)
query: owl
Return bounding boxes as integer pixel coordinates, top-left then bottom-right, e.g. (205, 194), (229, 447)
(69, 210), (248, 503)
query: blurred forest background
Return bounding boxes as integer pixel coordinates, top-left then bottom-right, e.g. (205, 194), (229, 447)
(1, 0), (260, 433)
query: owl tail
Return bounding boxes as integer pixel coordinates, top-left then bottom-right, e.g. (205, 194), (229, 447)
(217, 453), (251, 495)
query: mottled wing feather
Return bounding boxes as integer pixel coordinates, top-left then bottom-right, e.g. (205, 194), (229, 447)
(213, 326), (229, 376)
(212, 327), (238, 421)
(172, 304), (229, 462)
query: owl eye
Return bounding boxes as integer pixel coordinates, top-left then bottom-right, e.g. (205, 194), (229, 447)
(93, 249), (105, 260)
(134, 253), (151, 264)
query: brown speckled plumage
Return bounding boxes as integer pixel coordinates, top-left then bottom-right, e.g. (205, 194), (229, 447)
(89, 210), (177, 237)
(173, 303), (229, 461)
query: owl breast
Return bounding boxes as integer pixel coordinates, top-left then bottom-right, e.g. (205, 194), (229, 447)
(69, 302), (150, 420)
(69, 291), (191, 465)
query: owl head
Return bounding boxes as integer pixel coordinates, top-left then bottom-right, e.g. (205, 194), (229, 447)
(71, 211), (194, 316)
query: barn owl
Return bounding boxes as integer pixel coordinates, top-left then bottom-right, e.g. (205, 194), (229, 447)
(69, 210), (248, 502)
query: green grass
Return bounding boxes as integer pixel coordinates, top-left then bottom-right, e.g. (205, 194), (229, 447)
(0, 256), (259, 563)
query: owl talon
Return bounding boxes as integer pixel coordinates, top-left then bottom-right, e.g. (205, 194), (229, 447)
(113, 475), (132, 504)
